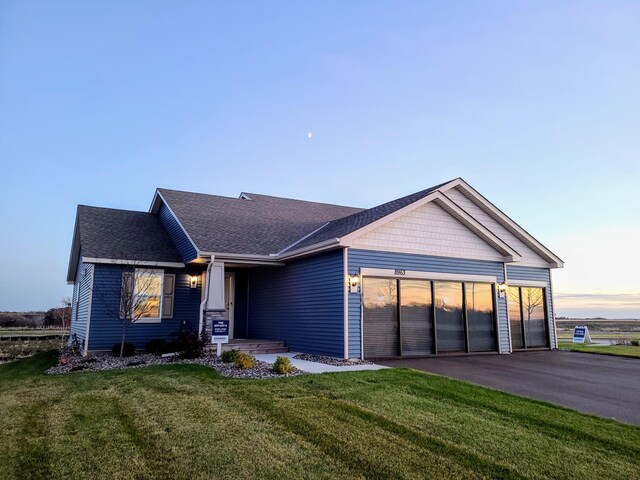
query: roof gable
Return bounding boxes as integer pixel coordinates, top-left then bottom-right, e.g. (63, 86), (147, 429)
(67, 205), (184, 282)
(151, 188), (363, 256)
(440, 179), (563, 267)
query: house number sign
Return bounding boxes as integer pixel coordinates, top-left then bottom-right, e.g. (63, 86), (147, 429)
(394, 269), (406, 276)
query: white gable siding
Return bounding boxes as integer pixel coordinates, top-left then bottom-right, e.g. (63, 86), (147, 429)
(445, 187), (549, 266)
(351, 202), (505, 261)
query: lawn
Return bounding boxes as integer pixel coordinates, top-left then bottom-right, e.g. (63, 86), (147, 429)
(559, 342), (640, 359)
(1, 353), (639, 479)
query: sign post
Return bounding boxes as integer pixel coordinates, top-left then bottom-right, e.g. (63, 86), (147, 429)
(211, 319), (229, 356)
(572, 325), (592, 344)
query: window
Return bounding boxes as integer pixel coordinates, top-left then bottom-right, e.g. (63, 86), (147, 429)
(121, 269), (164, 322)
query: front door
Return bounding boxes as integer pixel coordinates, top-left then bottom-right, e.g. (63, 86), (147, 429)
(225, 273), (235, 339)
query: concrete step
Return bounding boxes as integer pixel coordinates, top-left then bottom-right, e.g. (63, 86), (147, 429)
(207, 341), (289, 356)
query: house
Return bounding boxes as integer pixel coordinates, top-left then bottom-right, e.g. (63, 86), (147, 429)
(67, 178), (563, 358)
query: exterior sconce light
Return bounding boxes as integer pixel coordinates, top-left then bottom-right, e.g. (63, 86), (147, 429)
(190, 275), (199, 289)
(348, 273), (361, 294)
(497, 282), (508, 298)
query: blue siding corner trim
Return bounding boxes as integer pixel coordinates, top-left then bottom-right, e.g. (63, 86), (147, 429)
(69, 257), (93, 351)
(158, 202), (198, 263)
(506, 265), (556, 348)
(87, 264), (203, 351)
(348, 249), (509, 358)
(248, 249), (345, 358)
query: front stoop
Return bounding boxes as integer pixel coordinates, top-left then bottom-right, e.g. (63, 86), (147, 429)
(206, 339), (289, 355)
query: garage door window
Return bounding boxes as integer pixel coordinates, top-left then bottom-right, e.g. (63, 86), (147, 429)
(362, 276), (497, 358)
(508, 286), (548, 349)
(434, 281), (465, 353)
(466, 283), (497, 352)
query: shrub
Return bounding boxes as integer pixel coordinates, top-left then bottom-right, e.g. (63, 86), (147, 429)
(221, 349), (241, 363)
(175, 328), (205, 359)
(272, 356), (295, 375)
(631, 340), (640, 347)
(145, 338), (167, 355)
(234, 352), (255, 370)
(111, 342), (135, 357)
(157, 340), (182, 356)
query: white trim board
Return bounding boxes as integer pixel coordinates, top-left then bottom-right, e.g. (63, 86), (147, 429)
(343, 248), (349, 360)
(359, 268), (497, 284)
(82, 257), (185, 268)
(83, 264), (95, 357)
(507, 280), (548, 287)
(440, 179), (564, 268)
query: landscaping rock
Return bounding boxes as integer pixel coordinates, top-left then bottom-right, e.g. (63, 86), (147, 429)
(293, 353), (373, 366)
(46, 348), (305, 379)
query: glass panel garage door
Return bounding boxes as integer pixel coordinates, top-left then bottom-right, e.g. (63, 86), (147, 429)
(466, 283), (497, 352)
(400, 280), (433, 356)
(508, 286), (548, 349)
(434, 281), (465, 353)
(363, 277), (398, 358)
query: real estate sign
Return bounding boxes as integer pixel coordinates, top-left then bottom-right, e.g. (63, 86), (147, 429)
(212, 320), (229, 344)
(572, 325), (592, 344)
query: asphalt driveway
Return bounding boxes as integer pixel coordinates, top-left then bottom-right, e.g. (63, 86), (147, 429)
(378, 351), (640, 425)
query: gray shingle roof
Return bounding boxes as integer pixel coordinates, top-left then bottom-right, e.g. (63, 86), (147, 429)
(285, 179), (455, 252)
(77, 205), (183, 263)
(157, 189), (364, 256)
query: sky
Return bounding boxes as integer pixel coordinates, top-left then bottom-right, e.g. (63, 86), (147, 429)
(0, 1), (638, 318)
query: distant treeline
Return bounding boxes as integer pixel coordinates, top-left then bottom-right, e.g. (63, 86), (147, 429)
(0, 308), (71, 329)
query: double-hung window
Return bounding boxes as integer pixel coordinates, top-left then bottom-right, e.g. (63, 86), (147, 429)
(120, 269), (164, 323)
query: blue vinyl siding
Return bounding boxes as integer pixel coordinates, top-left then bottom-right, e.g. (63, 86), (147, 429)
(348, 249), (509, 358)
(69, 258), (93, 350)
(87, 264), (203, 351)
(506, 265), (556, 349)
(248, 249), (345, 358)
(158, 202), (198, 262)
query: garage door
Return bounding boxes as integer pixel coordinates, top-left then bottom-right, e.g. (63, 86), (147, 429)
(363, 277), (434, 358)
(362, 276), (498, 358)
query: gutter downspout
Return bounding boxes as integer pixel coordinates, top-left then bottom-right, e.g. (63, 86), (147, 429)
(199, 256), (215, 335)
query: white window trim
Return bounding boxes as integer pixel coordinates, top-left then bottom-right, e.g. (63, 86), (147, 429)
(131, 268), (164, 324)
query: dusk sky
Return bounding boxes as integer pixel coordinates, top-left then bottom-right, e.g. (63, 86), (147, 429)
(1, 1), (638, 317)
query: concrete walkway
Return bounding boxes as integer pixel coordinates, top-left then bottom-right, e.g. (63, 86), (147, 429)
(254, 352), (387, 374)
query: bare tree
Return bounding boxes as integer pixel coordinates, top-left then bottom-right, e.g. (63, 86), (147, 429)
(522, 287), (544, 321)
(91, 261), (163, 358)
(509, 287), (544, 321)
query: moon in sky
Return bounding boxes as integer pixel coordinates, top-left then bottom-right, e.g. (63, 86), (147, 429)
(307, 132), (313, 139)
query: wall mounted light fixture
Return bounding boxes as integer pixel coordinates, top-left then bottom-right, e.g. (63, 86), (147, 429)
(497, 282), (508, 298)
(190, 275), (199, 289)
(348, 273), (361, 294)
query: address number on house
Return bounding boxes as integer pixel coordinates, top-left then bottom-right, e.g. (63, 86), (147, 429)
(394, 269), (406, 276)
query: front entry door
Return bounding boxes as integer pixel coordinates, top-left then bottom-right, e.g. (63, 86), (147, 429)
(224, 273), (235, 339)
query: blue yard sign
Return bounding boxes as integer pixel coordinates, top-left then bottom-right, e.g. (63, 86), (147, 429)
(212, 320), (229, 344)
(572, 325), (591, 344)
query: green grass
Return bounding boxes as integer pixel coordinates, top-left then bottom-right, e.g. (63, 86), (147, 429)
(559, 342), (640, 358)
(1, 353), (639, 479)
